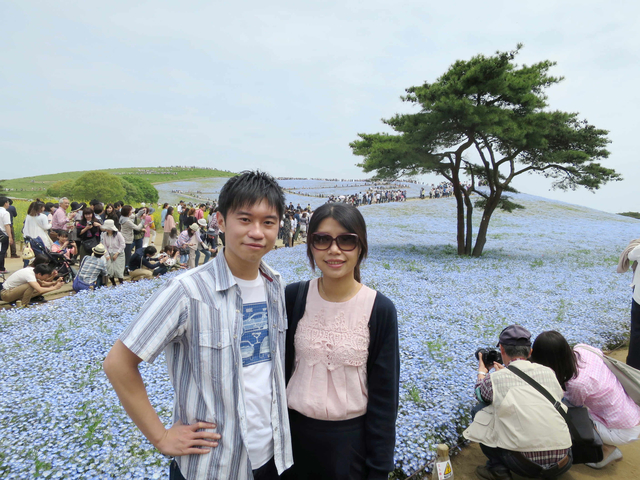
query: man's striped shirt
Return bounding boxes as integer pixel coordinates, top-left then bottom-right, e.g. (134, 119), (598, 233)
(120, 249), (293, 479)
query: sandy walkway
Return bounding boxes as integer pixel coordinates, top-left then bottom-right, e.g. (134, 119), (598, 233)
(449, 347), (639, 480)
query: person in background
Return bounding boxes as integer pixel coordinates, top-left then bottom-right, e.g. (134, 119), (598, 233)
(23, 199), (53, 249)
(50, 230), (77, 261)
(176, 223), (202, 269)
(196, 203), (207, 221)
(159, 203), (169, 248)
(132, 208), (147, 254)
(119, 205), (145, 272)
(7, 199), (19, 258)
(128, 246), (169, 281)
(195, 227), (218, 266)
(618, 238), (640, 369)
(531, 331), (640, 469)
(68, 202), (86, 244)
(104, 203), (120, 229)
(93, 203), (105, 224)
(0, 196), (14, 274)
(0, 263), (63, 306)
(464, 325), (572, 480)
(167, 227), (179, 247)
(101, 219), (126, 286)
(76, 207), (101, 260)
(142, 209), (155, 248)
(51, 197), (70, 236)
(162, 206), (176, 249)
(74, 243), (108, 291)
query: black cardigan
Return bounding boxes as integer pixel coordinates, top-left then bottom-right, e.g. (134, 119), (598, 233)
(285, 281), (400, 480)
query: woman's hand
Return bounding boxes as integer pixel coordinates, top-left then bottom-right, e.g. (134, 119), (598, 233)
(112, 253), (119, 261)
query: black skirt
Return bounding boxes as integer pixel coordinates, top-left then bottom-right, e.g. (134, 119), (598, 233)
(283, 409), (368, 480)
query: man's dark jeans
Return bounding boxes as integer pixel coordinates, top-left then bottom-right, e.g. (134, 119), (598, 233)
(480, 444), (572, 479)
(170, 457), (279, 480)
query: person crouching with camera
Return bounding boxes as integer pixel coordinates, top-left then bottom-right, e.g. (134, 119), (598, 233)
(463, 325), (572, 480)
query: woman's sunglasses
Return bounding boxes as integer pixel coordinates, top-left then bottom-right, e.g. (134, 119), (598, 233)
(310, 233), (359, 251)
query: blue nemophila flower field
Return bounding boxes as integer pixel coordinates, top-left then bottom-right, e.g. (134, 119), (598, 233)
(1, 193), (637, 479)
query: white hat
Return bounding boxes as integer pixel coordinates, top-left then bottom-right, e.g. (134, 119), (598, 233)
(197, 218), (207, 227)
(102, 219), (118, 232)
(189, 223), (200, 232)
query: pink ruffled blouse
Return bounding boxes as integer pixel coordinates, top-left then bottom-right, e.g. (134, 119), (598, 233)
(287, 278), (376, 420)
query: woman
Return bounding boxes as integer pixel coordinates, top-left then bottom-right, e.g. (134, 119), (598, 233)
(132, 208), (147, 253)
(175, 223), (202, 268)
(183, 207), (197, 230)
(76, 207), (102, 260)
(162, 206), (176, 248)
(23, 199), (53, 249)
(531, 331), (640, 469)
(119, 205), (145, 272)
(283, 203), (399, 480)
(50, 230), (77, 261)
(101, 218), (126, 285)
(104, 203), (120, 229)
(142, 210), (155, 248)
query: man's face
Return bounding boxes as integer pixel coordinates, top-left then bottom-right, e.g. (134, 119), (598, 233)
(217, 200), (279, 275)
(61, 200), (70, 210)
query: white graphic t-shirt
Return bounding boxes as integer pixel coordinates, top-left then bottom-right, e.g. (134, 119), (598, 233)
(235, 274), (273, 469)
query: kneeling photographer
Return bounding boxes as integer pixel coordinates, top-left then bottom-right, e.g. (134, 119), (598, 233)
(464, 325), (572, 480)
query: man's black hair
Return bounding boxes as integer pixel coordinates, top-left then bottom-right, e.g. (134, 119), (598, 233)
(144, 246), (157, 256)
(217, 171), (285, 220)
(34, 263), (55, 276)
(0, 196), (9, 206)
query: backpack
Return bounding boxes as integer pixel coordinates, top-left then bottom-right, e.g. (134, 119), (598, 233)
(576, 345), (640, 406)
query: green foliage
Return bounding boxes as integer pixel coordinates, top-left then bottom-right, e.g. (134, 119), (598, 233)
(46, 179), (75, 198)
(121, 175), (159, 203)
(72, 172), (126, 202)
(2, 166), (233, 200)
(120, 178), (141, 204)
(618, 212), (640, 220)
(351, 45), (620, 256)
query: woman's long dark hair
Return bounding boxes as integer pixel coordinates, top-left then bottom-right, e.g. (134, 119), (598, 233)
(530, 330), (580, 390)
(79, 207), (96, 226)
(27, 199), (45, 216)
(306, 203), (368, 282)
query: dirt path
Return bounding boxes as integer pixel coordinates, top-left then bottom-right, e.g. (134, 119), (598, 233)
(449, 347), (639, 480)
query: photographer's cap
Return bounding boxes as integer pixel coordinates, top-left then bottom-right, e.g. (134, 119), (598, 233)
(497, 325), (531, 347)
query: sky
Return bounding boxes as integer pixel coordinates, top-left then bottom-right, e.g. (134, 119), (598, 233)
(1, 1), (638, 213)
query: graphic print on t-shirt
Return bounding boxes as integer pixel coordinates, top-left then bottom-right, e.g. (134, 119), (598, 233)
(241, 302), (271, 367)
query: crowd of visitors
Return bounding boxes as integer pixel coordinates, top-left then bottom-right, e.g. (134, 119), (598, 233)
(2, 175), (640, 480)
(0, 196), (229, 306)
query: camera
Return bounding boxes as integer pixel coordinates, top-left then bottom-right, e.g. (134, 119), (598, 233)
(475, 348), (503, 367)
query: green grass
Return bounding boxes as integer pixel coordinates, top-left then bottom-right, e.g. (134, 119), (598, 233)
(1, 166), (234, 200)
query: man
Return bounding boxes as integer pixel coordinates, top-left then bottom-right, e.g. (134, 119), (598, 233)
(7, 199), (18, 258)
(74, 243), (108, 291)
(103, 171), (292, 480)
(618, 238), (640, 368)
(195, 203), (205, 221)
(464, 325), (572, 480)
(195, 227), (219, 266)
(0, 263), (64, 306)
(129, 246), (168, 281)
(0, 196), (13, 274)
(51, 197), (71, 235)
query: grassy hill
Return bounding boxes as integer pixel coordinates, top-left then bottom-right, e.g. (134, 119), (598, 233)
(1, 166), (234, 200)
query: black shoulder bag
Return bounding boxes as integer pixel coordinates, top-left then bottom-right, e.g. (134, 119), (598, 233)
(507, 365), (603, 465)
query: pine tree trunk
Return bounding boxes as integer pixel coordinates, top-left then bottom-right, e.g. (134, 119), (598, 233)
(472, 192), (501, 257)
(463, 190), (473, 255)
(452, 179), (466, 255)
